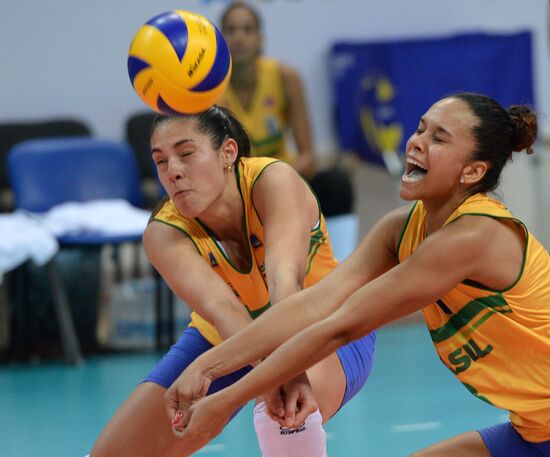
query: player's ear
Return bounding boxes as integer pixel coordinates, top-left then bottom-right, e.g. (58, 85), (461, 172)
(223, 138), (239, 167)
(461, 161), (488, 185)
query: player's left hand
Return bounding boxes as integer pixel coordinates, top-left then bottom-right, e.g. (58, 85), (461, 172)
(277, 373), (319, 429)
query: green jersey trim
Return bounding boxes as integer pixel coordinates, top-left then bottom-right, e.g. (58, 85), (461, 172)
(150, 219), (202, 255)
(248, 301), (272, 319)
(429, 294), (512, 344)
(447, 213), (528, 293)
(396, 201), (419, 256)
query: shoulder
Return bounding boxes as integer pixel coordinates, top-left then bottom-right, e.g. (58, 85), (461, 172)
(446, 214), (512, 243)
(143, 218), (198, 261)
(251, 161), (315, 217)
(280, 63), (303, 89)
(440, 215), (493, 244)
(259, 56), (284, 73)
(386, 203), (417, 227)
(383, 203), (417, 245)
(240, 157), (280, 185)
(444, 213), (525, 255)
(361, 203), (416, 257)
(417, 215), (505, 268)
(252, 160), (303, 194)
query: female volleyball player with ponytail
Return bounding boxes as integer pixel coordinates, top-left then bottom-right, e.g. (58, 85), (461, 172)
(169, 93), (550, 457)
(89, 106), (375, 457)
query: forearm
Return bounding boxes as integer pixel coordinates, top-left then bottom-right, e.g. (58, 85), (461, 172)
(214, 274), (419, 408)
(218, 316), (347, 411)
(193, 250), (373, 380)
(210, 303), (254, 341)
(194, 281), (345, 380)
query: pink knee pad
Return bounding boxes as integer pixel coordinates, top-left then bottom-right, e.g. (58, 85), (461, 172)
(253, 402), (328, 457)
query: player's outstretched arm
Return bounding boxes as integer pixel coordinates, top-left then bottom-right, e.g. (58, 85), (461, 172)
(166, 205), (408, 425)
(203, 217), (490, 410)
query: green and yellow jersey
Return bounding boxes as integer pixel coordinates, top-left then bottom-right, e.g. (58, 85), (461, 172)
(398, 193), (550, 442)
(218, 57), (293, 164)
(152, 157), (337, 346)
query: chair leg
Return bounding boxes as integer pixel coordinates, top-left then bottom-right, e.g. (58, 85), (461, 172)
(167, 286), (175, 346)
(12, 264), (33, 359)
(46, 259), (83, 364)
(154, 269), (163, 351)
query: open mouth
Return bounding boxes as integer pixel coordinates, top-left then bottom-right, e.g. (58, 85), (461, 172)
(402, 157), (428, 182)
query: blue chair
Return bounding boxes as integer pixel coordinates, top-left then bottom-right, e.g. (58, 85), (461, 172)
(9, 137), (142, 213)
(7, 138), (146, 363)
(0, 119), (92, 212)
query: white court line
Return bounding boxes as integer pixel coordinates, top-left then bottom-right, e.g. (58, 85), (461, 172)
(197, 444), (226, 453)
(392, 421), (441, 433)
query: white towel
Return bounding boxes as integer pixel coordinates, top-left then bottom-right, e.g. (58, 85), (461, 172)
(38, 199), (150, 237)
(0, 212), (59, 276)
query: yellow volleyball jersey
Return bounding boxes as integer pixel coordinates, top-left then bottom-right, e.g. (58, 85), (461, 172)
(218, 57), (293, 164)
(398, 193), (550, 442)
(152, 157), (337, 346)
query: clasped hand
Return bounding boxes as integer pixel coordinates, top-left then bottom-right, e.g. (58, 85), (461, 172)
(165, 361), (214, 431)
(164, 364), (319, 453)
(263, 372), (319, 429)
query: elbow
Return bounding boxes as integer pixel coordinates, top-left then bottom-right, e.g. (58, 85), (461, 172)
(337, 327), (365, 346)
(268, 268), (304, 304)
(324, 314), (370, 348)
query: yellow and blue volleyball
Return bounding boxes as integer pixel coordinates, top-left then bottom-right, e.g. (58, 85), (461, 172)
(127, 10), (232, 114)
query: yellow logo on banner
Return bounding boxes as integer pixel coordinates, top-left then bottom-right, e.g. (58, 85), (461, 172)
(359, 75), (403, 176)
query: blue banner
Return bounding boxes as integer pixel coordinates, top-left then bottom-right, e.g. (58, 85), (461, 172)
(330, 32), (534, 174)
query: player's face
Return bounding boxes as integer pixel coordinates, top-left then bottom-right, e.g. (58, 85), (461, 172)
(400, 97), (478, 203)
(222, 7), (261, 65)
(151, 118), (227, 218)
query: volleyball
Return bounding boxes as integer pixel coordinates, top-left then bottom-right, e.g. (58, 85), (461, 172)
(127, 10), (232, 114)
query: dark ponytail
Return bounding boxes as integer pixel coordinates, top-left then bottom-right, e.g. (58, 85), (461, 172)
(508, 105), (537, 155)
(452, 92), (538, 193)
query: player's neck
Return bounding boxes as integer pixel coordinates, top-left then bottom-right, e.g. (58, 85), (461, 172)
(198, 180), (244, 243)
(423, 192), (471, 235)
(231, 60), (258, 89)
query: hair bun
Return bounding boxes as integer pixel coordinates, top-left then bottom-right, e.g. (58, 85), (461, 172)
(508, 105), (537, 154)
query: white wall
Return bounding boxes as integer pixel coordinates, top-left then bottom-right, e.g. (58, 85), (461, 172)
(3, 0), (549, 144)
(2, 0), (550, 242)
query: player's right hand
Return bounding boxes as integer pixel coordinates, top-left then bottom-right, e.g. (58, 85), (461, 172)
(263, 387), (286, 426)
(165, 359), (213, 433)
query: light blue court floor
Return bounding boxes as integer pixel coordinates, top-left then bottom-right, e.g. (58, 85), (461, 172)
(0, 323), (507, 457)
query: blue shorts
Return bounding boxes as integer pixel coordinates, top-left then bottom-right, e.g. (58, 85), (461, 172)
(478, 422), (550, 457)
(144, 327), (254, 394)
(336, 330), (376, 408)
(144, 327), (376, 419)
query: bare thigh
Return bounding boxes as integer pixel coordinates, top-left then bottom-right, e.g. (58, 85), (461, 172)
(410, 431), (492, 457)
(91, 382), (203, 457)
(306, 352), (347, 423)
